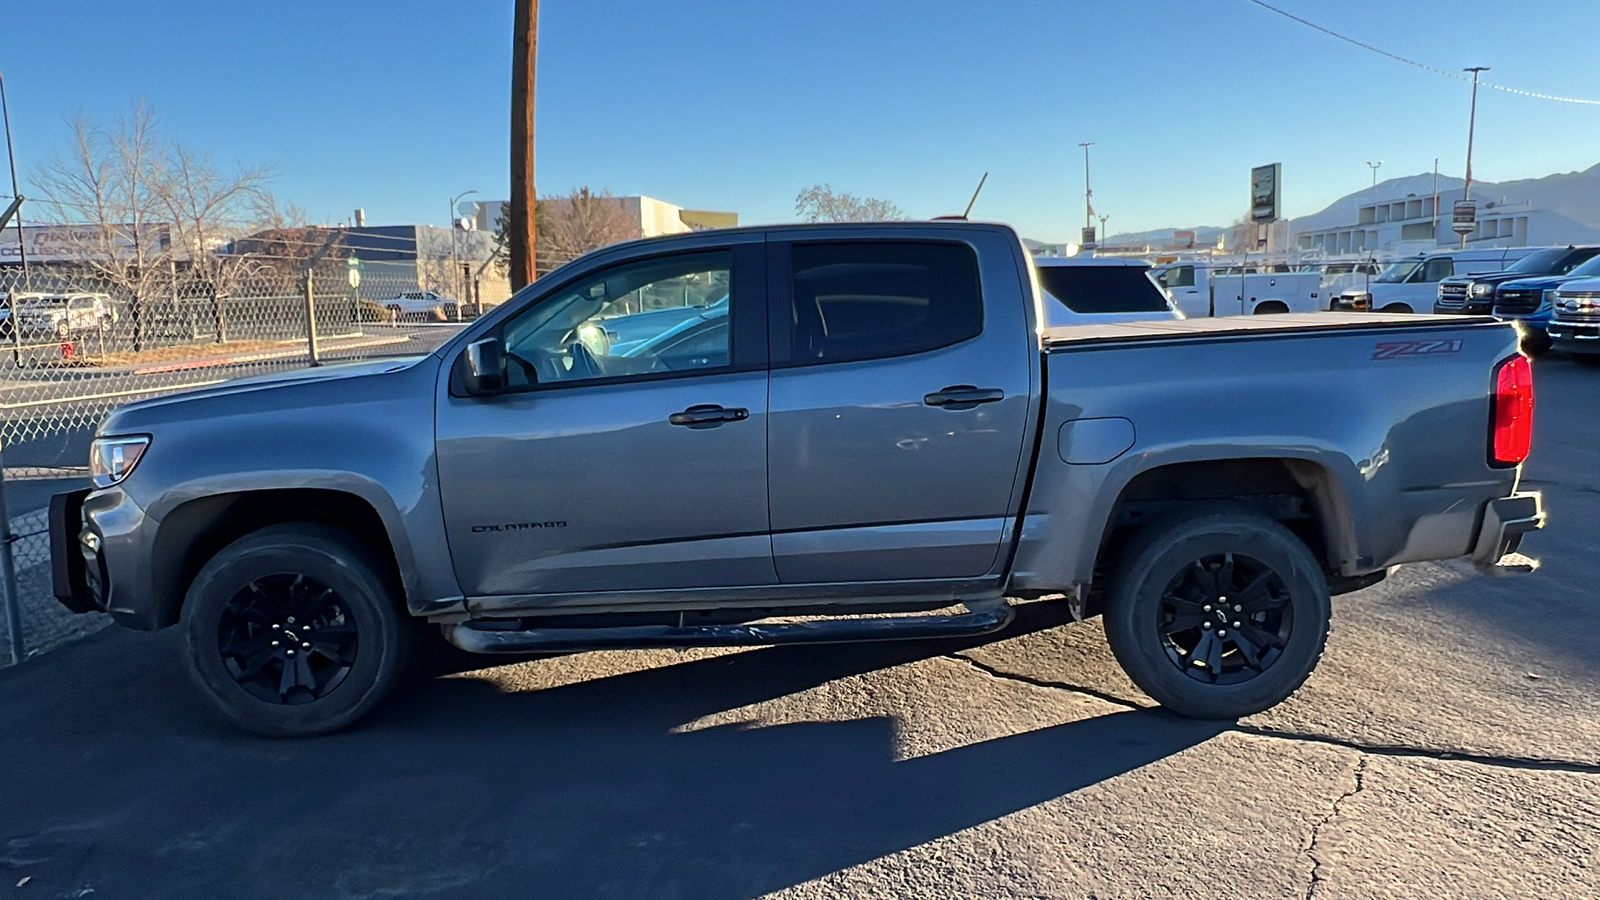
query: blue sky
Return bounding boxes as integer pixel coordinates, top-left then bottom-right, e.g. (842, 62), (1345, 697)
(4, 0), (1598, 241)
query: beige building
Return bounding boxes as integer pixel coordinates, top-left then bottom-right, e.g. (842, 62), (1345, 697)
(474, 196), (738, 239)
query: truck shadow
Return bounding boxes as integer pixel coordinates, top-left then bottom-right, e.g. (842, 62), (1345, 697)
(0, 604), (1223, 899)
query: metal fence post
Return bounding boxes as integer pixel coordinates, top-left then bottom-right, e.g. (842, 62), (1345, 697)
(303, 270), (320, 366)
(0, 449), (25, 665)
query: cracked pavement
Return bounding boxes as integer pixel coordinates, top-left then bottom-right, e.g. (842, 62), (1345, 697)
(2, 359), (1598, 898)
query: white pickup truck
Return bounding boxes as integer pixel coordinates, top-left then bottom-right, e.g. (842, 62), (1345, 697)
(1151, 261), (1322, 317)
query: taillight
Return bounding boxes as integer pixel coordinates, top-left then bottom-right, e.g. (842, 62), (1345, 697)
(1491, 355), (1534, 466)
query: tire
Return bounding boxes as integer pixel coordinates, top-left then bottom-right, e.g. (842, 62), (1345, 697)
(180, 524), (410, 737)
(1521, 331), (1552, 356)
(1379, 303), (1413, 314)
(1103, 509), (1330, 720)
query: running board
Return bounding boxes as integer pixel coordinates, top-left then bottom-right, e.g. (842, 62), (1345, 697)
(441, 598), (1015, 654)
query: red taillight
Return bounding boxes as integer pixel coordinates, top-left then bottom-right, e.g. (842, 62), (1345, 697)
(1491, 355), (1534, 466)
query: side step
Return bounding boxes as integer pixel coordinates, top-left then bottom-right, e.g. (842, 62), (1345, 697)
(442, 598), (1016, 654)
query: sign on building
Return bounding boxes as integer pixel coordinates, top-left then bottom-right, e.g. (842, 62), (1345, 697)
(0, 223), (170, 264)
(1251, 164), (1282, 222)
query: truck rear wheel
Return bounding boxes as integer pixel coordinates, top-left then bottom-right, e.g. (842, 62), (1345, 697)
(180, 524), (409, 737)
(1103, 509), (1329, 719)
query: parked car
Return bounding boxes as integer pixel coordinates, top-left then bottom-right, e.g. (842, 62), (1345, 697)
(2, 292), (118, 338)
(380, 290), (459, 321)
(1546, 276), (1600, 363)
(600, 294), (729, 354)
(1317, 259), (1385, 305)
(1150, 259), (1322, 316)
(51, 222), (1542, 736)
(1034, 256), (1181, 326)
(1489, 253), (1600, 354)
(1435, 245), (1600, 315)
(1332, 247), (1536, 313)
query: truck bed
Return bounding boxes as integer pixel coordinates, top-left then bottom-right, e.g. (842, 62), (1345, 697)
(1042, 312), (1499, 348)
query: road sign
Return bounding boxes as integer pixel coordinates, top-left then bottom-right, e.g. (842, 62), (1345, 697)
(346, 257), (362, 289)
(1251, 163), (1281, 222)
(1452, 200), (1477, 235)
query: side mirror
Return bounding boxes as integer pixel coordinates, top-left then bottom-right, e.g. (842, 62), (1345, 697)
(463, 338), (506, 395)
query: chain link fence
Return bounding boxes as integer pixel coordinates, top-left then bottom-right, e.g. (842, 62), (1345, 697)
(0, 256), (482, 663)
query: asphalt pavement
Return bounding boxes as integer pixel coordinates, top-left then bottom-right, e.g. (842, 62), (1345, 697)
(0, 355), (1596, 898)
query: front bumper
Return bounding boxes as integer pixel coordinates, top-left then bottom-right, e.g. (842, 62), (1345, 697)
(1470, 492), (1544, 575)
(1548, 320), (1600, 354)
(50, 489), (99, 613)
(1434, 301), (1493, 315)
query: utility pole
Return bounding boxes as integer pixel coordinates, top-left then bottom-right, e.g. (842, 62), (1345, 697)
(1078, 142), (1094, 233)
(1431, 158), (1440, 242)
(1366, 160), (1382, 189)
(1462, 66), (1489, 249)
(509, 0), (538, 290)
(1098, 214), (1109, 247)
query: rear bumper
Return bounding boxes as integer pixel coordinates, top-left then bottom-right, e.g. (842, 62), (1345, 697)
(1470, 492), (1544, 574)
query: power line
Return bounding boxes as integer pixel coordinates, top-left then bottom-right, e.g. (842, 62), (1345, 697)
(1242, 0), (1600, 106)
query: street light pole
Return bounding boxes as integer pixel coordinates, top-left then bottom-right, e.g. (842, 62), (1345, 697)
(1366, 160), (1382, 189)
(448, 189), (478, 303)
(0, 71), (29, 368)
(1078, 142), (1094, 237)
(1462, 66), (1489, 249)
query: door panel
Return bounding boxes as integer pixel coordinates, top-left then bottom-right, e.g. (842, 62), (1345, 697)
(437, 373), (772, 595)
(766, 237), (1033, 584)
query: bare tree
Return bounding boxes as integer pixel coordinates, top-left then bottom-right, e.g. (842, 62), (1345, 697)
(31, 100), (274, 347)
(536, 187), (635, 273)
(795, 184), (903, 223)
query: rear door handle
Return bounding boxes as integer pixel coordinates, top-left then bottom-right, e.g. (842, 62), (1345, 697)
(669, 404), (750, 428)
(923, 385), (1005, 410)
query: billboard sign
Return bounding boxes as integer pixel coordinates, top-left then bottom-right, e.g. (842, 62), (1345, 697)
(1451, 200), (1477, 235)
(1251, 163), (1281, 222)
(0, 223), (170, 264)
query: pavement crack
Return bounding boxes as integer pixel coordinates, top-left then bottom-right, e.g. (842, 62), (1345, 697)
(1234, 724), (1600, 775)
(1303, 754), (1367, 900)
(946, 654), (1148, 710)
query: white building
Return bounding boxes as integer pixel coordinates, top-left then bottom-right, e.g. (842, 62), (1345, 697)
(473, 195), (737, 239)
(1292, 173), (1600, 256)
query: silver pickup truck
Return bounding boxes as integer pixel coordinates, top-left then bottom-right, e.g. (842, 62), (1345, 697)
(50, 222), (1544, 736)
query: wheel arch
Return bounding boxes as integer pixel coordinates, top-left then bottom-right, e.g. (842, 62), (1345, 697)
(1090, 456), (1358, 589)
(150, 488), (408, 628)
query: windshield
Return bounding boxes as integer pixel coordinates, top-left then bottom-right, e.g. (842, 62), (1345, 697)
(1374, 260), (1421, 283)
(1505, 249), (1573, 274)
(1563, 255), (1600, 279)
(1036, 264), (1169, 313)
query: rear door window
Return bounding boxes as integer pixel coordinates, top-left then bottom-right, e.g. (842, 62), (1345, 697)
(1038, 266), (1170, 313)
(785, 241), (982, 365)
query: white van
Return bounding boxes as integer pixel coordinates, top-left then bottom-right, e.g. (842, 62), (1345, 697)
(1332, 247), (1536, 313)
(1034, 256), (1181, 326)
(1150, 260), (1322, 317)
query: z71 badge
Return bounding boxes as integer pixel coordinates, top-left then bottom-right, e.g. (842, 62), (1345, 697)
(1373, 339), (1464, 360)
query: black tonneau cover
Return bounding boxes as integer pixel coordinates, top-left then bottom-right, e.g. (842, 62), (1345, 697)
(1043, 312), (1501, 350)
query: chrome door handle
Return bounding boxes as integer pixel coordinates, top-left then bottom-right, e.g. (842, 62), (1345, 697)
(923, 385), (1005, 410)
(669, 404), (749, 428)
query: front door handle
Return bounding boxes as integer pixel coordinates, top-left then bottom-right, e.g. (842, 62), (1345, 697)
(923, 385), (1005, 410)
(669, 404), (750, 428)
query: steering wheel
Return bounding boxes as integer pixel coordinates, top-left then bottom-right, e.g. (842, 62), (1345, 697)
(566, 340), (603, 380)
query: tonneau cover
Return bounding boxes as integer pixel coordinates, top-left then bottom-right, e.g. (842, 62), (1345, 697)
(1043, 312), (1500, 349)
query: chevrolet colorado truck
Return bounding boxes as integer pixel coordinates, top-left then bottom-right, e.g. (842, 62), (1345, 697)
(50, 222), (1544, 736)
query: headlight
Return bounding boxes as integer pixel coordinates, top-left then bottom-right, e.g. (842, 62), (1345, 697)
(1470, 283), (1493, 297)
(90, 435), (151, 488)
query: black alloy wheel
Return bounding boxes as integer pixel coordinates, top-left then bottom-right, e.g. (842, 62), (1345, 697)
(217, 574), (359, 705)
(1156, 553), (1292, 685)
(182, 524), (409, 737)
(1103, 508), (1331, 720)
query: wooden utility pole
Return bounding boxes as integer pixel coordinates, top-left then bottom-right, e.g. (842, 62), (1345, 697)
(509, 0), (538, 290)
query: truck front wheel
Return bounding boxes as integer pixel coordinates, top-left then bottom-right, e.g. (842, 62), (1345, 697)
(180, 524), (410, 737)
(1103, 510), (1330, 719)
